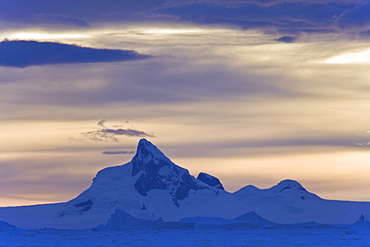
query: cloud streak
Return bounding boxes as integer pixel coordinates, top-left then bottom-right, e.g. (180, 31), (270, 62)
(0, 40), (150, 68)
(102, 151), (135, 155)
(81, 120), (154, 142)
(357, 142), (370, 147)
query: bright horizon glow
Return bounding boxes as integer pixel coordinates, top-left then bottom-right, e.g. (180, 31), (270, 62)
(2, 145), (370, 207)
(323, 49), (370, 64)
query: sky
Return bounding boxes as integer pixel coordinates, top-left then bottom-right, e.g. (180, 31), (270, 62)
(0, 0), (370, 207)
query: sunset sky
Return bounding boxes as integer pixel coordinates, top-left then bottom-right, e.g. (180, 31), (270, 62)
(1, 0), (370, 207)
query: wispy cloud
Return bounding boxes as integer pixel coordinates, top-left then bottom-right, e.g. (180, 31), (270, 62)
(0, 40), (150, 68)
(102, 151), (135, 155)
(150, 0), (370, 35)
(81, 120), (154, 142)
(356, 131), (370, 147)
(357, 142), (370, 147)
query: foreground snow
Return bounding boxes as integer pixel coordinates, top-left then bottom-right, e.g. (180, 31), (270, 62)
(2, 227), (370, 247)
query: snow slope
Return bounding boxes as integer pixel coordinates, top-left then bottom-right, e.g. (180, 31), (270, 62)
(0, 139), (370, 229)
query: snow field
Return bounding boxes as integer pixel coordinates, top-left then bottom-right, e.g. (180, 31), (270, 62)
(1, 227), (370, 247)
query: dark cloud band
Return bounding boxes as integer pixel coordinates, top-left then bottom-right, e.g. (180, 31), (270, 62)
(2, 1), (370, 35)
(0, 40), (150, 68)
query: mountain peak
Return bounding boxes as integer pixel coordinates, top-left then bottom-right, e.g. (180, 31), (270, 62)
(136, 139), (165, 159)
(130, 139), (210, 206)
(137, 138), (154, 148)
(131, 139), (169, 176)
(273, 179), (306, 192)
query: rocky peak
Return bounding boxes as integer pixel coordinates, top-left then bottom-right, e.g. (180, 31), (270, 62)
(130, 139), (210, 207)
(131, 139), (171, 176)
(197, 172), (224, 190)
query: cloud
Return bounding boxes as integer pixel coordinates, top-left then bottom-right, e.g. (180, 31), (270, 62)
(335, 3), (370, 31)
(357, 142), (370, 147)
(28, 14), (89, 27)
(81, 120), (154, 142)
(0, 40), (150, 68)
(101, 128), (154, 137)
(356, 131), (370, 147)
(102, 151), (135, 155)
(164, 0), (360, 7)
(2, 0), (369, 35)
(276, 36), (296, 43)
(97, 119), (107, 127)
(0, 0), (168, 29)
(149, 0), (370, 35)
(0, 47), (291, 108)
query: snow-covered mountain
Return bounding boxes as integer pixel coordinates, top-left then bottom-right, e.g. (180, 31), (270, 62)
(1, 139), (370, 229)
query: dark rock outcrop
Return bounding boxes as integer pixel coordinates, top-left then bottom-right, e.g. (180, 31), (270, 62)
(197, 172), (224, 190)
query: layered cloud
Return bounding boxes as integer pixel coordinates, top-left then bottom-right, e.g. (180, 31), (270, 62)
(0, 40), (150, 67)
(150, 2), (338, 33)
(150, 0), (370, 34)
(2, 0), (370, 35)
(81, 120), (154, 142)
